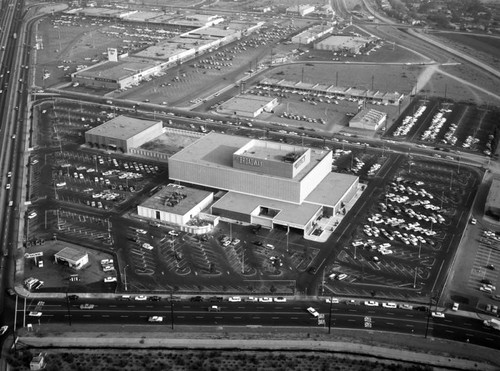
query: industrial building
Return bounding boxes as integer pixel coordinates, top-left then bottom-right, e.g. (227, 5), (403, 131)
(486, 179), (500, 218)
(349, 108), (387, 130)
(315, 35), (371, 54)
(260, 78), (404, 105)
(167, 133), (359, 235)
(54, 247), (89, 270)
(217, 94), (279, 118)
(85, 116), (163, 153)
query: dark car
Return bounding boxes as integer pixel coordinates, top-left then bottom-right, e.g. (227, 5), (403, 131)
(414, 306), (429, 312)
(68, 295), (79, 301)
(487, 264), (495, 270)
(190, 296), (204, 302)
(308, 266), (317, 274)
(481, 278), (492, 285)
(148, 296), (161, 302)
(209, 296), (223, 303)
(252, 240), (263, 246)
(5, 288), (16, 296)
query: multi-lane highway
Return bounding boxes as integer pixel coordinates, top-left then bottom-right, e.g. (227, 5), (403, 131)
(15, 297), (500, 349)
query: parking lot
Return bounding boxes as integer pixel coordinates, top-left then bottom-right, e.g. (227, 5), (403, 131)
(387, 97), (499, 156)
(322, 154), (480, 299)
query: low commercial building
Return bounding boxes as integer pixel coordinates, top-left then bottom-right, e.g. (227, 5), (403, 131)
(349, 109), (387, 130)
(138, 184), (214, 226)
(486, 179), (500, 218)
(54, 247), (89, 270)
(286, 4), (315, 16)
(315, 35), (370, 54)
(84, 116), (163, 153)
(291, 25), (334, 45)
(217, 94), (279, 118)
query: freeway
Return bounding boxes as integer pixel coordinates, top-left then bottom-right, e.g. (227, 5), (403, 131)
(15, 298), (500, 349)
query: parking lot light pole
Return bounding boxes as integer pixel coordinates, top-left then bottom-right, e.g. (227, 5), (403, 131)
(170, 291), (175, 330)
(328, 297), (333, 334)
(413, 267), (418, 289)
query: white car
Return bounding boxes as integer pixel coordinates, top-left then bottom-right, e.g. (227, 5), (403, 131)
(29, 311), (42, 317)
(258, 297), (273, 303)
(325, 298), (339, 304)
(142, 243), (153, 250)
(104, 276), (117, 283)
(148, 316), (163, 322)
(382, 302), (397, 309)
(245, 297), (258, 302)
(136, 229), (147, 235)
(228, 296), (241, 302)
(135, 295), (147, 301)
(364, 301), (379, 307)
(398, 304), (413, 310)
(480, 285), (493, 293)
(5, 184), (10, 190)
(28, 211), (37, 219)
(0, 326), (8, 335)
(101, 259), (113, 266)
(431, 311), (445, 318)
(168, 230), (179, 236)
(307, 307), (319, 317)
(80, 304), (95, 310)
(103, 265), (114, 272)
(273, 297), (287, 303)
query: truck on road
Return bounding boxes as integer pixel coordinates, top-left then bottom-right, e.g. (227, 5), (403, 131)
(483, 318), (500, 330)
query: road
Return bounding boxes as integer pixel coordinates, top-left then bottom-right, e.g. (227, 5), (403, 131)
(13, 297), (500, 350)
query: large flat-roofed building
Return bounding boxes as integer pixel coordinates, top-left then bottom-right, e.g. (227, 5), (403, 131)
(315, 35), (370, 54)
(71, 57), (164, 89)
(85, 116), (163, 153)
(291, 25), (333, 45)
(486, 179), (500, 218)
(286, 4), (315, 16)
(138, 184), (214, 226)
(349, 108), (387, 130)
(54, 247), (89, 270)
(217, 94), (279, 118)
(169, 133), (359, 234)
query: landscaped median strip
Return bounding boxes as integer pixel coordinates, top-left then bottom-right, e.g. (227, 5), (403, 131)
(17, 329), (498, 371)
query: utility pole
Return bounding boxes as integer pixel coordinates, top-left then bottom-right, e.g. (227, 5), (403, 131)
(170, 291), (175, 330)
(328, 297), (333, 334)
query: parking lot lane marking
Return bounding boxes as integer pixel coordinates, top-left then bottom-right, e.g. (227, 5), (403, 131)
(272, 317), (280, 319)
(252, 317), (261, 319)
(463, 322), (472, 326)
(109, 305), (116, 307)
(405, 324), (414, 327)
(233, 316), (242, 319)
(386, 312), (394, 315)
(195, 316), (204, 319)
(386, 322), (395, 325)
(83, 315), (91, 317)
(102, 315), (110, 317)
(405, 314), (414, 317)
(290, 317), (298, 320)
(126, 305), (136, 308)
(486, 337), (494, 341)
(445, 330), (455, 334)
(347, 319), (356, 322)
(120, 315), (129, 318)
(177, 316), (185, 319)
(443, 319), (452, 323)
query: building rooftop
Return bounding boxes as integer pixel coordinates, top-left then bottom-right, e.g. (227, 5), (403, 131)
(86, 116), (161, 141)
(139, 184), (212, 216)
(487, 179), (500, 209)
(212, 191), (322, 228)
(305, 172), (358, 207)
(219, 94), (276, 116)
(75, 57), (162, 81)
(55, 247), (88, 261)
(170, 132), (329, 183)
(316, 35), (370, 48)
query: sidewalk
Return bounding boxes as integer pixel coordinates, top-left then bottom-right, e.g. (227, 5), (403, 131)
(17, 324), (500, 370)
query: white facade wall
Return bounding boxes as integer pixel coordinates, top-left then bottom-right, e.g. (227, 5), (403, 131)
(299, 152), (332, 202)
(138, 206), (187, 225)
(127, 122), (163, 149)
(169, 160), (302, 203)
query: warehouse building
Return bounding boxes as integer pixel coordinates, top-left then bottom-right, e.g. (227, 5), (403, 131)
(349, 108), (387, 130)
(85, 116), (163, 153)
(486, 179), (500, 219)
(217, 94), (279, 118)
(168, 133), (359, 235)
(54, 247), (89, 270)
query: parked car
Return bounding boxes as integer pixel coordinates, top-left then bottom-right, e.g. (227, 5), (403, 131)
(273, 297), (287, 303)
(0, 326), (8, 336)
(80, 304), (94, 310)
(135, 295), (147, 301)
(364, 301), (379, 307)
(258, 297), (273, 303)
(148, 316), (163, 322)
(325, 298), (339, 304)
(228, 296), (241, 302)
(208, 305), (221, 312)
(104, 277), (117, 283)
(431, 311), (445, 318)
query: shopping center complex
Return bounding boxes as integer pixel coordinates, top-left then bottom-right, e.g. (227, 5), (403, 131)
(137, 132), (360, 237)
